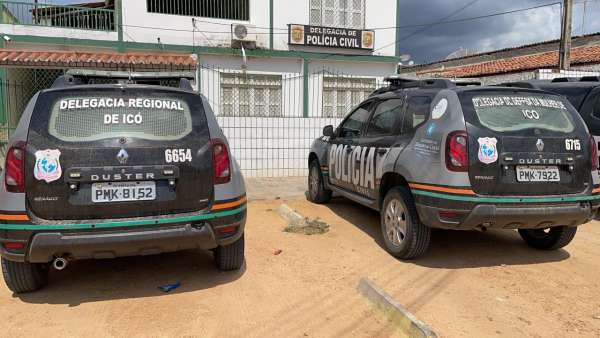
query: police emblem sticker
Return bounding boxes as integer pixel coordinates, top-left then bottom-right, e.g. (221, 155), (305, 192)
(34, 149), (62, 183)
(477, 137), (498, 164)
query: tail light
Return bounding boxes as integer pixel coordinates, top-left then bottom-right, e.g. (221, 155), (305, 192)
(4, 142), (26, 193)
(212, 140), (231, 184)
(446, 131), (469, 172)
(591, 136), (598, 170)
(3, 242), (25, 251)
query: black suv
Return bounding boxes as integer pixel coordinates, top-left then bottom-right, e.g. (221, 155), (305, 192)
(503, 77), (600, 162)
(0, 73), (247, 293)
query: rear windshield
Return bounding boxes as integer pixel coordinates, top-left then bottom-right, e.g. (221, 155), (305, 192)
(48, 95), (193, 142)
(469, 94), (575, 133)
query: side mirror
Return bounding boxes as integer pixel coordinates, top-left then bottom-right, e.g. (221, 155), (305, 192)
(323, 125), (334, 137)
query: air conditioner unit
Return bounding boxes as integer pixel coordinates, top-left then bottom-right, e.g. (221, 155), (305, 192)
(231, 24), (257, 49)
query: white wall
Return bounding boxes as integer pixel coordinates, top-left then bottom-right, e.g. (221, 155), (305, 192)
(274, 0), (397, 56)
(0, 24), (117, 41)
(121, 0), (271, 49)
(2, 1), (397, 57)
(121, 0), (397, 56)
(198, 54), (303, 117)
(364, 0), (397, 57)
(218, 116), (341, 177)
(196, 54), (394, 177)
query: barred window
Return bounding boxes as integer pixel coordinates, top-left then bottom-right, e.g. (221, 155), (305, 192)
(146, 0), (249, 21)
(322, 77), (376, 118)
(220, 73), (282, 117)
(310, 0), (364, 29)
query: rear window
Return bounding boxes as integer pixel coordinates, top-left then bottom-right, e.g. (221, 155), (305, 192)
(48, 96), (193, 142)
(470, 94), (575, 133)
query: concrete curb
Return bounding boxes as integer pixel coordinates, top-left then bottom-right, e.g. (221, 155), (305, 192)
(275, 204), (306, 226)
(358, 278), (438, 338)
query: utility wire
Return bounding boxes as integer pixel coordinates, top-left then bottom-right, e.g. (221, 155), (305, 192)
(122, 0), (600, 36)
(384, 0), (480, 47)
(372, 1), (562, 54)
(372, 1), (561, 30)
(123, 1), (564, 36)
(122, 24), (288, 35)
(119, 1), (567, 60)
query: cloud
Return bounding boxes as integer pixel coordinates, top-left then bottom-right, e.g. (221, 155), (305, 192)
(397, 0), (569, 63)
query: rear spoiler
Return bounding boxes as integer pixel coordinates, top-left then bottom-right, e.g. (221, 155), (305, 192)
(383, 76), (481, 89)
(52, 70), (196, 91)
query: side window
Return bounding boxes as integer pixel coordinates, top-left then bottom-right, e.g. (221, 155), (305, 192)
(338, 103), (372, 138)
(592, 94), (600, 120)
(403, 96), (432, 133)
(366, 99), (404, 136)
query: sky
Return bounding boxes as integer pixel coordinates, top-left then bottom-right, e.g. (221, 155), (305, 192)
(46, 0), (600, 64)
(398, 0), (600, 64)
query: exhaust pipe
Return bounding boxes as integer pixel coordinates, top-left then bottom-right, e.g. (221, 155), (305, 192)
(52, 257), (68, 271)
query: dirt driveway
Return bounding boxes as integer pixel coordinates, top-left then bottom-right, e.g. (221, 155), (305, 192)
(2, 195), (600, 337)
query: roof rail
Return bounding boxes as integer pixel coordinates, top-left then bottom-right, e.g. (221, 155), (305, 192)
(498, 81), (539, 89)
(383, 75), (480, 89)
(51, 70), (196, 91)
(551, 77), (580, 83)
(373, 76), (480, 96)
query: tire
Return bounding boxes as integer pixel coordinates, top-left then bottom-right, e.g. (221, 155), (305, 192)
(380, 186), (431, 259)
(518, 226), (578, 250)
(307, 160), (332, 204)
(1, 258), (48, 294)
(215, 234), (245, 271)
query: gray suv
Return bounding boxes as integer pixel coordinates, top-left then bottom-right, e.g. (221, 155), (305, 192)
(308, 77), (600, 259)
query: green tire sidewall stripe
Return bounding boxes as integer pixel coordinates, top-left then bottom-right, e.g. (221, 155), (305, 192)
(412, 189), (600, 203)
(0, 205), (247, 231)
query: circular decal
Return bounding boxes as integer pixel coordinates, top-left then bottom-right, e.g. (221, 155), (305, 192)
(431, 98), (448, 119)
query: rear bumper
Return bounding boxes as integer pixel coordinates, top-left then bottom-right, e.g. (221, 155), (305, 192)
(0, 207), (246, 263)
(416, 202), (597, 230)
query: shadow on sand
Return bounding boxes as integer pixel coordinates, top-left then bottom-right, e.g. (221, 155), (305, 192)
(323, 197), (571, 269)
(15, 249), (245, 306)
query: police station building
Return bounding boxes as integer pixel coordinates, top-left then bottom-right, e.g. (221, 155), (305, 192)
(0, 0), (401, 177)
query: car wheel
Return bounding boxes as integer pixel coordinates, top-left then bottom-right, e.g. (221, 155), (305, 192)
(518, 226), (577, 250)
(1, 258), (48, 294)
(381, 186), (431, 259)
(307, 160), (332, 204)
(215, 234), (245, 271)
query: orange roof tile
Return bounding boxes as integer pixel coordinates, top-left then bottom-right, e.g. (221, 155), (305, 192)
(417, 45), (600, 78)
(0, 50), (197, 71)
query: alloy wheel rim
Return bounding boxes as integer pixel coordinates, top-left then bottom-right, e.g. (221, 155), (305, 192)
(310, 166), (320, 196)
(385, 199), (407, 247)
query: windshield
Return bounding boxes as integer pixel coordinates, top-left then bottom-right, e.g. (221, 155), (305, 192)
(470, 94), (575, 133)
(48, 95), (193, 142)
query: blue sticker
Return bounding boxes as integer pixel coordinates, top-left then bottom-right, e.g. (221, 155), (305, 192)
(427, 123), (436, 135)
